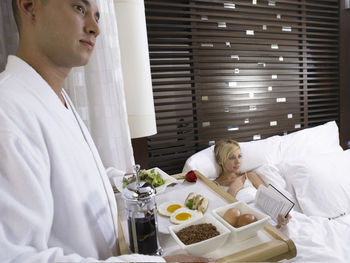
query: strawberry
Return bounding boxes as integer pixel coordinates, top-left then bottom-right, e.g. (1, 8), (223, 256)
(185, 170), (197, 182)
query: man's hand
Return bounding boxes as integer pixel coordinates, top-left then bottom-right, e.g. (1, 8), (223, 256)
(163, 254), (214, 262)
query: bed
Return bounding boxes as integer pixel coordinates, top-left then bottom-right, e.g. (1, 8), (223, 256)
(182, 121), (350, 263)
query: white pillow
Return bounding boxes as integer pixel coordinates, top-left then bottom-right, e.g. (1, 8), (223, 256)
(182, 121), (342, 180)
(182, 145), (220, 179)
(280, 121), (343, 161)
(182, 135), (283, 179)
(279, 150), (350, 218)
(239, 135), (282, 172)
(253, 164), (287, 195)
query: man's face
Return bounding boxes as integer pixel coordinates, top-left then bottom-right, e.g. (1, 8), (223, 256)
(34, 0), (100, 68)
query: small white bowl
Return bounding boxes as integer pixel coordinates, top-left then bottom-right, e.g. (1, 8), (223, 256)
(168, 214), (230, 256)
(212, 201), (270, 242)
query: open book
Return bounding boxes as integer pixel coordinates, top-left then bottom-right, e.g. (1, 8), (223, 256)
(255, 184), (295, 222)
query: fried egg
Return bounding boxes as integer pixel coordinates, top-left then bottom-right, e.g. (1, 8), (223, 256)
(170, 207), (202, 224)
(157, 201), (184, 217)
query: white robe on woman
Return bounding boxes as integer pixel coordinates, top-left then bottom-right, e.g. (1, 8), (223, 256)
(0, 56), (164, 262)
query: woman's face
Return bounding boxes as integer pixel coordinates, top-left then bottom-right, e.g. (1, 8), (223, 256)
(223, 148), (242, 174)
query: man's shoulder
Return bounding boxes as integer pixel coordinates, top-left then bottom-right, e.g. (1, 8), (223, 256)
(0, 73), (38, 132)
(0, 68), (24, 96)
(0, 78), (27, 112)
(0, 67), (36, 102)
(0, 68), (13, 87)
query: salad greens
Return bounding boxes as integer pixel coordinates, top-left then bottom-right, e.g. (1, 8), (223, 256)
(122, 169), (166, 188)
(186, 198), (194, 209)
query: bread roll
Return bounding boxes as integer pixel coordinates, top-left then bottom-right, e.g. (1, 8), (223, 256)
(235, 213), (257, 228)
(185, 192), (195, 204)
(192, 194), (203, 210)
(184, 192), (208, 213)
(222, 207), (240, 226)
(197, 197), (208, 213)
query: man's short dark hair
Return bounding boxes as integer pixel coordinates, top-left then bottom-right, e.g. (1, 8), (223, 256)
(12, 0), (21, 31)
(12, 0), (46, 32)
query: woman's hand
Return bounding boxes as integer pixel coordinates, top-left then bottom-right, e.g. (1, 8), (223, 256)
(163, 254), (214, 262)
(227, 175), (246, 197)
(276, 214), (291, 229)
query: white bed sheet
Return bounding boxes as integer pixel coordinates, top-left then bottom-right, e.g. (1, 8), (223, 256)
(183, 119), (349, 262)
(283, 211), (350, 263)
(237, 187), (350, 263)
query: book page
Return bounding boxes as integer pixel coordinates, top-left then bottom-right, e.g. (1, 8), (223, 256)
(255, 185), (294, 222)
(267, 184), (294, 216)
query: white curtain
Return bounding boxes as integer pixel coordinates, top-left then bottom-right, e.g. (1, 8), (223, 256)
(0, 0), (18, 72)
(0, 0), (134, 173)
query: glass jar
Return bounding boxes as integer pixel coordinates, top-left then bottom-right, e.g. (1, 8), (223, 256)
(122, 181), (162, 255)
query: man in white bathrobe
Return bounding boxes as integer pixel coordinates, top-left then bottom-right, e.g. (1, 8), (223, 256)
(0, 0), (212, 262)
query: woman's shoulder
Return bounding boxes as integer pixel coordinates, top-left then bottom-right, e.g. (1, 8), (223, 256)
(246, 171), (258, 175)
(245, 171), (260, 179)
(239, 171), (255, 176)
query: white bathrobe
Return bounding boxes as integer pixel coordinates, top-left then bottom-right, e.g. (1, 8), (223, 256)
(0, 56), (164, 263)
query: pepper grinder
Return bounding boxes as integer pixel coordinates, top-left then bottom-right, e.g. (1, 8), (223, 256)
(122, 165), (162, 255)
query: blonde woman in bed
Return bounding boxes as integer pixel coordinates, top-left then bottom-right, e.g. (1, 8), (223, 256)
(214, 139), (291, 229)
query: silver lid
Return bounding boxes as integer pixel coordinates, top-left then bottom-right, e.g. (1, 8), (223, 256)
(122, 182), (156, 202)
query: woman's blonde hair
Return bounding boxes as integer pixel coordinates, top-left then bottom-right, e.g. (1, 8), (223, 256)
(214, 139), (240, 173)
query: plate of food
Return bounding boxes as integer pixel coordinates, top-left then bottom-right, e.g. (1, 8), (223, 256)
(114, 167), (178, 194)
(156, 192), (209, 234)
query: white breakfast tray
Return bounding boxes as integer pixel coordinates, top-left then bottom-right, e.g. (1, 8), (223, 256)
(115, 172), (296, 261)
(155, 178), (275, 259)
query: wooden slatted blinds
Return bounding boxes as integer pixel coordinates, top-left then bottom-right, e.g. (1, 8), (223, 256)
(144, 0), (339, 174)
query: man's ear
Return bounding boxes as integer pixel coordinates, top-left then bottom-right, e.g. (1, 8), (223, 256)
(17, 0), (38, 22)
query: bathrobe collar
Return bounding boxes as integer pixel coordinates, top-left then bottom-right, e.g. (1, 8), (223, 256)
(5, 55), (69, 113)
